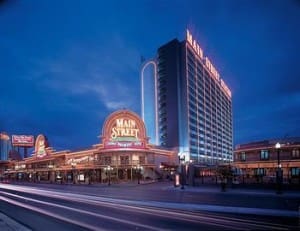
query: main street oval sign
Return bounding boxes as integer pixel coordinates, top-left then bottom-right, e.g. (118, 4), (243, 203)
(101, 110), (148, 149)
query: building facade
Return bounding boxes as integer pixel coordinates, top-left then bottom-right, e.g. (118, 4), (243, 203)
(0, 132), (11, 161)
(234, 138), (300, 184)
(141, 29), (233, 164)
(1, 110), (176, 184)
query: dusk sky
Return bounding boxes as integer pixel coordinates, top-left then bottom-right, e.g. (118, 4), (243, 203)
(0, 0), (299, 152)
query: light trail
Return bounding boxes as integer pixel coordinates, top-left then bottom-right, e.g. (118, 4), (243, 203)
(0, 184), (293, 230)
(0, 191), (163, 231)
(0, 195), (105, 231)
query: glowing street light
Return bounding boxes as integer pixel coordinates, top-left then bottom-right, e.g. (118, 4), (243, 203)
(178, 152), (186, 189)
(134, 165), (143, 184)
(71, 161), (77, 184)
(104, 165), (113, 186)
(275, 142), (282, 194)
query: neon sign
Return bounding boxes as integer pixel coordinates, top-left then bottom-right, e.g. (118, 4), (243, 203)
(221, 79), (232, 98)
(186, 29), (232, 98)
(111, 119), (139, 140)
(205, 57), (220, 82)
(103, 110), (147, 149)
(186, 29), (204, 59)
(35, 134), (48, 158)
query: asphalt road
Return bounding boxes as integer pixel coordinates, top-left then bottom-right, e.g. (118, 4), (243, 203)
(0, 182), (299, 230)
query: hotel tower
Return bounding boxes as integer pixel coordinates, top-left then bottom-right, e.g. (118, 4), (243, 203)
(141, 29), (233, 164)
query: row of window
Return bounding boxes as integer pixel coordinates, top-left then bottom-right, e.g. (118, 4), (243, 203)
(237, 149), (300, 161)
(188, 109), (232, 127)
(188, 97), (232, 116)
(189, 141), (232, 148)
(187, 85), (231, 108)
(187, 63), (225, 92)
(188, 109), (232, 123)
(254, 167), (299, 177)
(188, 98), (232, 115)
(99, 156), (146, 165)
(189, 133), (232, 144)
(189, 133), (232, 143)
(187, 75), (231, 105)
(189, 149), (232, 158)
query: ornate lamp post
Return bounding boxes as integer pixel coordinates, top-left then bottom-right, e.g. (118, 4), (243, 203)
(178, 153), (186, 189)
(275, 142), (282, 194)
(104, 165), (113, 186)
(134, 165), (143, 184)
(48, 163), (54, 183)
(71, 162), (77, 184)
(137, 165), (143, 184)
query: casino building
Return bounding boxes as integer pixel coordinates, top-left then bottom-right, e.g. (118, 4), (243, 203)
(2, 110), (176, 184)
(141, 29), (233, 164)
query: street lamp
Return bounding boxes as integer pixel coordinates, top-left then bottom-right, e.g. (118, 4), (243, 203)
(275, 142), (282, 194)
(134, 165), (143, 184)
(48, 164), (54, 183)
(104, 165), (113, 186)
(178, 153), (186, 189)
(71, 162), (77, 184)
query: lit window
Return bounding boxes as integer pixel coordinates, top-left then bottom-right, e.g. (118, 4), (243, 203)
(291, 167), (299, 177)
(254, 168), (266, 176)
(240, 152), (246, 161)
(292, 149), (300, 159)
(260, 150), (269, 160)
(139, 156), (145, 165)
(120, 156), (129, 165)
(104, 156), (111, 165)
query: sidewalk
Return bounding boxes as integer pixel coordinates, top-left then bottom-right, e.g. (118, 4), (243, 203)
(166, 184), (300, 198)
(0, 213), (31, 231)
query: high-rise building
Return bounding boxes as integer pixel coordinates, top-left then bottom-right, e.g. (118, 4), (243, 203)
(141, 29), (233, 164)
(0, 132), (12, 161)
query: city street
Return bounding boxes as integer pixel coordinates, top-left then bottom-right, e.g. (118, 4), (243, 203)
(1, 2), (299, 231)
(0, 181), (299, 230)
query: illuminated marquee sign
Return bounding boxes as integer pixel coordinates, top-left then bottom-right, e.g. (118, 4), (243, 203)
(186, 29), (231, 98)
(111, 119), (139, 140)
(102, 110), (148, 149)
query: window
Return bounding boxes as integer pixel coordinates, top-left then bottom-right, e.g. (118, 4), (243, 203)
(240, 152), (246, 161)
(260, 150), (269, 160)
(139, 156), (145, 165)
(291, 168), (299, 177)
(104, 156), (111, 165)
(292, 149), (300, 159)
(120, 156), (129, 165)
(254, 168), (266, 176)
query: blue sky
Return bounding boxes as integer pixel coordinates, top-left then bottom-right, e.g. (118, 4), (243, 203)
(0, 0), (299, 151)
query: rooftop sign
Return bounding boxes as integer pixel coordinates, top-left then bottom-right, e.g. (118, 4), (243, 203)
(101, 110), (148, 149)
(186, 29), (231, 98)
(12, 135), (34, 147)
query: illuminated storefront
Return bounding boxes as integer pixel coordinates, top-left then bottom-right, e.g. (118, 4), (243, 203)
(3, 110), (176, 184)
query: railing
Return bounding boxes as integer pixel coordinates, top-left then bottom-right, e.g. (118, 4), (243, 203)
(93, 159), (154, 166)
